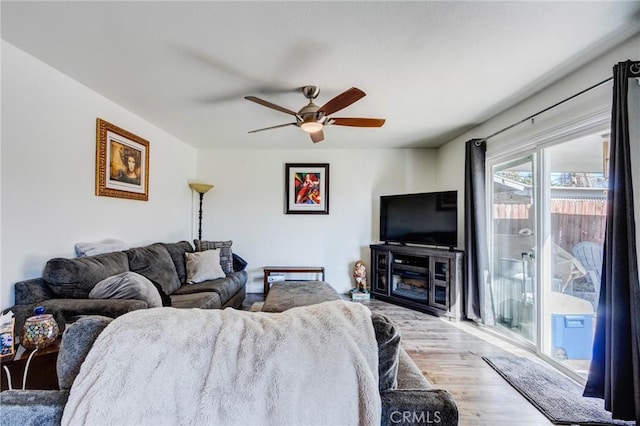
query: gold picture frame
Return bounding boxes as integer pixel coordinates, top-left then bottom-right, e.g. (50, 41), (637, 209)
(96, 118), (149, 201)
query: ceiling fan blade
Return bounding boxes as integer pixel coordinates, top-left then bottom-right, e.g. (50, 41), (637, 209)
(330, 117), (386, 127)
(244, 96), (298, 116)
(318, 87), (366, 116)
(248, 123), (297, 133)
(310, 129), (324, 143)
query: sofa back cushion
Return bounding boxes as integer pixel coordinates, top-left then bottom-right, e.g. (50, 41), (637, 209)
(43, 252), (130, 298)
(372, 312), (401, 392)
(160, 241), (194, 284)
(126, 244), (181, 295)
(57, 316), (113, 390)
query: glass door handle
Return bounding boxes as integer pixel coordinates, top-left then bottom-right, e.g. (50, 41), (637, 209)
(521, 250), (535, 260)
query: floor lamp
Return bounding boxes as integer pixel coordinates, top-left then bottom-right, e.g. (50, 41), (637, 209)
(189, 183), (214, 241)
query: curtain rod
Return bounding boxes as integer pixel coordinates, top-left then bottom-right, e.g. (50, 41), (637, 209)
(482, 76), (613, 142)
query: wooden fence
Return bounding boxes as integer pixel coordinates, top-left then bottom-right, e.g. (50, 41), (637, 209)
(493, 199), (606, 252)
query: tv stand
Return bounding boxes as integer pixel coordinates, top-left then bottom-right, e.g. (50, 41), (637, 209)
(370, 243), (464, 320)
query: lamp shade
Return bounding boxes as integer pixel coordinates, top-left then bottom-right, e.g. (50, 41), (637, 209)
(189, 183), (214, 194)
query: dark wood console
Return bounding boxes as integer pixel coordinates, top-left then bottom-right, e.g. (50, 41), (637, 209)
(370, 244), (464, 320)
(1, 339), (61, 390)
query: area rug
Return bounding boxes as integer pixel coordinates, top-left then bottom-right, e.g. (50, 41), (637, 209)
(483, 355), (636, 425)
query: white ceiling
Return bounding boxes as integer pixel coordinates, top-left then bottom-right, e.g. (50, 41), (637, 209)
(2, 1), (639, 150)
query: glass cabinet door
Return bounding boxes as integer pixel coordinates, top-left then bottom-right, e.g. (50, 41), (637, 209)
(373, 252), (388, 294)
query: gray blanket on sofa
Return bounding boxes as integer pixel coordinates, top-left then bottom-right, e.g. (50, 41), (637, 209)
(61, 301), (381, 426)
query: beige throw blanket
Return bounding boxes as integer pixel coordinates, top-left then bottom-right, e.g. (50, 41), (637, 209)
(61, 301), (381, 426)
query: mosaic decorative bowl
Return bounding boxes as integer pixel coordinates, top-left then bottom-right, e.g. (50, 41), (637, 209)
(21, 307), (59, 350)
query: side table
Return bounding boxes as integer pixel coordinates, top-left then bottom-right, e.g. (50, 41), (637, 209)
(0, 338), (61, 390)
(263, 266), (325, 295)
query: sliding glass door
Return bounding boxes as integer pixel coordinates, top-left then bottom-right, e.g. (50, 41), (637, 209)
(488, 130), (608, 379)
(540, 136), (607, 378)
(491, 154), (537, 345)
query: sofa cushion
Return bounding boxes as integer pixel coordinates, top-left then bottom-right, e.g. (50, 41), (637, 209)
(396, 348), (431, 389)
(126, 244), (181, 295)
(172, 272), (246, 303)
(193, 240), (234, 274)
(160, 241), (193, 284)
(372, 312), (401, 392)
(169, 292), (221, 309)
(43, 252), (130, 298)
(185, 250), (226, 284)
(88, 272), (162, 308)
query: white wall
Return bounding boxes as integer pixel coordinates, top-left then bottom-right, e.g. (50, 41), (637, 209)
(436, 33), (640, 247)
(195, 148), (438, 293)
(1, 42), (198, 308)
(0, 40), (441, 307)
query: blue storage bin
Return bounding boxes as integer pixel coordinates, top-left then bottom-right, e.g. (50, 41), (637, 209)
(551, 314), (594, 360)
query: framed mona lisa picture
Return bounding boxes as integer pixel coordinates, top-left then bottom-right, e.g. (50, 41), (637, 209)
(95, 118), (150, 201)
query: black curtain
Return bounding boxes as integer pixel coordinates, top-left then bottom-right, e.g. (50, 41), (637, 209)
(464, 139), (494, 324)
(583, 60), (640, 423)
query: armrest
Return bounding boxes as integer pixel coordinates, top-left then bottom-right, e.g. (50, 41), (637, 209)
(0, 389), (69, 426)
(380, 389), (458, 426)
(8, 299), (146, 337)
(15, 278), (54, 305)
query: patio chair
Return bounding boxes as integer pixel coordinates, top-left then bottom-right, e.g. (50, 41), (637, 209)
(571, 241), (603, 309)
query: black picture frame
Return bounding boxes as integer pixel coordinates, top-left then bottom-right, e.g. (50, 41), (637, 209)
(285, 163), (330, 214)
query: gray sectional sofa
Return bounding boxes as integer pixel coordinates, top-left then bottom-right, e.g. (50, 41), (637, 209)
(5, 240), (247, 336)
(1, 311), (458, 426)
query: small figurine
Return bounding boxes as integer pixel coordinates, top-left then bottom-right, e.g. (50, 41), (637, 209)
(353, 260), (368, 293)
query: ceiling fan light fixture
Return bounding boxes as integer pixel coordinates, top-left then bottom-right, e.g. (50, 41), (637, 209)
(245, 86), (385, 142)
(300, 119), (323, 133)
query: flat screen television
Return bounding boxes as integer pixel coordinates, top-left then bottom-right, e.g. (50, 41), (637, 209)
(380, 191), (458, 248)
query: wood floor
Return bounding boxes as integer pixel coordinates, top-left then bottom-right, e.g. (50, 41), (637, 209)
(365, 298), (553, 426)
(244, 293), (554, 425)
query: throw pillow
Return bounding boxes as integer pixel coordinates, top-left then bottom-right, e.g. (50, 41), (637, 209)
(149, 279), (172, 307)
(185, 249), (226, 284)
(194, 240), (234, 274)
(89, 272), (163, 308)
(126, 244), (182, 295)
(74, 239), (130, 257)
(232, 253), (248, 271)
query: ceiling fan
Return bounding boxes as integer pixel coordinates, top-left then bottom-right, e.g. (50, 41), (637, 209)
(244, 86), (385, 143)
